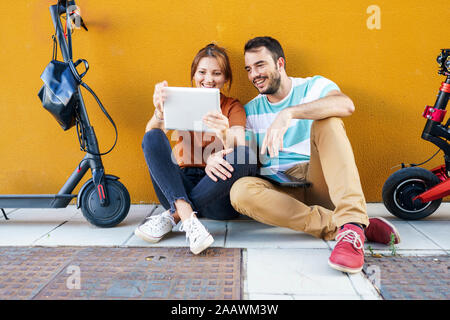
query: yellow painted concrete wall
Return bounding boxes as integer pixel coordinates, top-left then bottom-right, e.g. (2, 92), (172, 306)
(0, 0), (449, 203)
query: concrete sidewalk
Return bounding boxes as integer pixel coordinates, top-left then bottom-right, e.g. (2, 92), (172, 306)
(1, 203), (449, 300)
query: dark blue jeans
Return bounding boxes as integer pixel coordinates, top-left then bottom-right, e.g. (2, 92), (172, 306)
(142, 129), (258, 220)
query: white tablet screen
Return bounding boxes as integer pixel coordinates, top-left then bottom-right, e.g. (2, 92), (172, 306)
(163, 87), (221, 132)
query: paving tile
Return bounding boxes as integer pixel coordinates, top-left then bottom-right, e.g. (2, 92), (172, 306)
(369, 221), (442, 250)
(248, 293), (294, 300)
(366, 202), (450, 220)
(246, 248), (360, 296)
(366, 203), (400, 219)
(347, 273), (381, 300)
(0, 207), (79, 246)
(1, 206), (79, 222)
(225, 221), (328, 249)
(34, 205), (154, 246)
(408, 221), (450, 250)
(0, 208), (19, 220)
(412, 202), (450, 221)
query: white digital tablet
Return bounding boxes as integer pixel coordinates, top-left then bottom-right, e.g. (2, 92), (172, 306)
(163, 87), (221, 132)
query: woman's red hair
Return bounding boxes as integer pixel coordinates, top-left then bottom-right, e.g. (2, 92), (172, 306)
(191, 43), (232, 91)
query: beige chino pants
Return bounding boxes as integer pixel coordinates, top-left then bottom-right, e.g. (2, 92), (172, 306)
(230, 117), (369, 241)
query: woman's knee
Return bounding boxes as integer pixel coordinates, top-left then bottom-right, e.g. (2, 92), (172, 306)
(142, 128), (166, 151)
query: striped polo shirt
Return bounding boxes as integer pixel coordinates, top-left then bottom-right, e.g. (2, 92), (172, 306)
(245, 76), (340, 172)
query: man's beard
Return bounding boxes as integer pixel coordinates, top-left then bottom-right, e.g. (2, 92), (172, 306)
(254, 71), (281, 95)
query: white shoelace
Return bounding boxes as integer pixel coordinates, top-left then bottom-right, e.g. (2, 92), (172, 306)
(336, 229), (364, 250)
(145, 210), (176, 228)
(179, 212), (205, 244)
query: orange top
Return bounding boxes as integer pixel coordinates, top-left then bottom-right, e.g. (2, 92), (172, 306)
(172, 94), (246, 168)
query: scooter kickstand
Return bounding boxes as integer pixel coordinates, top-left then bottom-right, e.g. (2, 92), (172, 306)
(1, 208), (9, 220)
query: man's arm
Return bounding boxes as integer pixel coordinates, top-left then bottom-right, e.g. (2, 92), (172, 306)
(261, 90), (355, 157)
(285, 90), (354, 120)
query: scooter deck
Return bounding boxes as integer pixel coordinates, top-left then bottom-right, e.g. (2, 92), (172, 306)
(0, 194), (75, 208)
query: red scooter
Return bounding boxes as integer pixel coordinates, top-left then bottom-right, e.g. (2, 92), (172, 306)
(382, 49), (450, 220)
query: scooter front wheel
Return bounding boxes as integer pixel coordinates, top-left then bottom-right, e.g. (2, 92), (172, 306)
(79, 178), (130, 228)
(382, 167), (441, 220)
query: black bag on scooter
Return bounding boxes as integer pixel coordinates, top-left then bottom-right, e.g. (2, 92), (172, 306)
(38, 59), (78, 131)
(37, 31), (116, 154)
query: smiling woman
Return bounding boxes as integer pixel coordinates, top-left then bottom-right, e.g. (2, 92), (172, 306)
(135, 43), (258, 255)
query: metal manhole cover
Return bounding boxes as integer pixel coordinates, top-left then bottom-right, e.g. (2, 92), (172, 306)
(363, 255), (450, 300)
(0, 247), (242, 300)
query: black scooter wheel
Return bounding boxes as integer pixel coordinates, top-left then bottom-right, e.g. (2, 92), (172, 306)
(79, 179), (131, 228)
(382, 167), (441, 220)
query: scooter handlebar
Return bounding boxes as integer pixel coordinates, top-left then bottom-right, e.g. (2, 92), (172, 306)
(437, 49), (450, 75)
(57, 0), (88, 31)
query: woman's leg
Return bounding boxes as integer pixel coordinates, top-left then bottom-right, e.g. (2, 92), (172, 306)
(142, 129), (196, 221)
(140, 129), (214, 254)
(198, 195), (241, 220)
(188, 145), (258, 219)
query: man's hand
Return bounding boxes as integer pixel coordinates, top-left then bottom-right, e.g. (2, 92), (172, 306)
(260, 109), (292, 158)
(205, 148), (234, 182)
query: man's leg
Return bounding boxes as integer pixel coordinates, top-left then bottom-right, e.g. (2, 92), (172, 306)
(230, 175), (338, 240)
(305, 117), (369, 231)
(307, 117), (400, 244)
(306, 117), (369, 273)
(230, 118), (368, 241)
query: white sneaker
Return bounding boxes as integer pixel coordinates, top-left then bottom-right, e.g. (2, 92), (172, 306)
(134, 210), (176, 243)
(179, 212), (214, 255)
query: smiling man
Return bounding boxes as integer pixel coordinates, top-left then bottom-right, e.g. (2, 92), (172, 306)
(230, 36), (400, 274)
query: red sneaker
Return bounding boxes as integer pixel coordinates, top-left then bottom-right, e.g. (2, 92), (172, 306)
(328, 224), (365, 274)
(365, 217), (401, 245)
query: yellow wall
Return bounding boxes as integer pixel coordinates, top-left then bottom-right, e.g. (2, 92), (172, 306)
(0, 0), (449, 203)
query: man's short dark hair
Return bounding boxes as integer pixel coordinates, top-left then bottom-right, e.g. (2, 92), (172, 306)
(244, 36), (286, 67)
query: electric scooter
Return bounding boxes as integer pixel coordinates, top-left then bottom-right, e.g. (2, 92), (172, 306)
(0, 0), (131, 227)
(382, 49), (450, 220)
